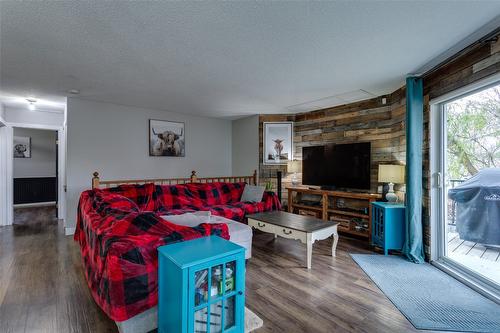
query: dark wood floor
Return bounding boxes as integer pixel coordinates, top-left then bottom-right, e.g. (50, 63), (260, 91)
(1, 207), (438, 333)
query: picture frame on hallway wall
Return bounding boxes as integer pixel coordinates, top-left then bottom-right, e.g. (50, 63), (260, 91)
(263, 122), (293, 165)
(149, 119), (185, 157)
(13, 136), (31, 158)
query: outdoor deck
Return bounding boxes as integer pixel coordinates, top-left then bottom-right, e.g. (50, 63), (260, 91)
(448, 232), (500, 262)
(447, 232), (500, 285)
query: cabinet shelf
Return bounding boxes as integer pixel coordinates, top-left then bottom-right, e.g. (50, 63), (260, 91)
(287, 187), (381, 242)
(328, 209), (368, 219)
(338, 226), (370, 238)
(291, 203), (323, 212)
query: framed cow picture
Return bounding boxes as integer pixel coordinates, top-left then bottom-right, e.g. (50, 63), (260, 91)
(263, 122), (293, 165)
(13, 136), (31, 158)
(149, 119), (185, 157)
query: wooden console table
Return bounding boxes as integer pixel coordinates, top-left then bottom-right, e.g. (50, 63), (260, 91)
(287, 187), (381, 241)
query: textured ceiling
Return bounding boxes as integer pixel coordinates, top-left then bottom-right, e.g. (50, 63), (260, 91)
(1, 2), (499, 118)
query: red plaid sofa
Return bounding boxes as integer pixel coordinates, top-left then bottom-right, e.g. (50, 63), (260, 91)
(74, 182), (281, 321)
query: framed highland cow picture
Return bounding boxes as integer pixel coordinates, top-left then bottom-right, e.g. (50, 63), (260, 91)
(263, 122), (293, 165)
(13, 136), (31, 158)
(149, 119), (185, 157)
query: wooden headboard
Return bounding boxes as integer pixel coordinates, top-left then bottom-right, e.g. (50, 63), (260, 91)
(91, 170), (257, 189)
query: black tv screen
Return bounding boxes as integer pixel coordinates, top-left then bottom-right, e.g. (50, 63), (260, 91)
(302, 142), (371, 190)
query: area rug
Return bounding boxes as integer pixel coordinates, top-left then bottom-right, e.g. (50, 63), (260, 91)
(351, 254), (500, 333)
(245, 307), (263, 332)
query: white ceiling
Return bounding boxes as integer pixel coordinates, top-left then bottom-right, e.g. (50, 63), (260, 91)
(1, 1), (499, 118)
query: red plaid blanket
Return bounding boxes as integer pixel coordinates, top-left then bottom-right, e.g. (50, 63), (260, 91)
(74, 190), (229, 321)
(74, 182), (281, 321)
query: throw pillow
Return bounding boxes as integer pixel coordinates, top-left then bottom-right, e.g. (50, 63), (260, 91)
(240, 185), (265, 202)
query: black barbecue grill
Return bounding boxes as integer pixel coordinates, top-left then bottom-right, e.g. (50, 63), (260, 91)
(448, 168), (500, 246)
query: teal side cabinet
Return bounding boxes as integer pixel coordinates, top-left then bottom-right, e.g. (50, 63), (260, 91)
(158, 236), (245, 333)
(371, 202), (406, 255)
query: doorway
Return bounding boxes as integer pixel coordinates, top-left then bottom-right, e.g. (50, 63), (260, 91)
(0, 123), (65, 228)
(431, 76), (500, 300)
(12, 127), (58, 226)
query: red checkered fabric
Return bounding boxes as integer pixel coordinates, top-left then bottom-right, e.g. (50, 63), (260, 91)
(185, 182), (246, 206)
(74, 190), (229, 321)
(201, 205), (246, 222)
(155, 184), (204, 211)
(74, 182), (280, 321)
(92, 191), (140, 216)
(99, 183), (157, 211)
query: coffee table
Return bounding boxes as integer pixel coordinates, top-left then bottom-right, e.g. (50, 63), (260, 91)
(247, 211), (339, 269)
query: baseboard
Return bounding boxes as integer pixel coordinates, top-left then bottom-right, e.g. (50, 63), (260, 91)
(14, 201), (56, 208)
(65, 227), (76, 236)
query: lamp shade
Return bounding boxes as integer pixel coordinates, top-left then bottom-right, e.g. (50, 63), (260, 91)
(287, 160), (301, 173)
(378, 164), (405, 184)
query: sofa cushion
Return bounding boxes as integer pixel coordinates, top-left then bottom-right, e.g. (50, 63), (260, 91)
(93, 191), (140, 217)
(200, 204), (245, 222)
(231, 201), (267, 215)
(100, 183), (156, 211)
(240, 185), (265, 202)
(186, 182), (246, 206)
(155, 184), (202, 211)
(156, 207), (197, 216)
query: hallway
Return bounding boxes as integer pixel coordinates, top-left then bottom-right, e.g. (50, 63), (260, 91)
(13, 205), (57, 227)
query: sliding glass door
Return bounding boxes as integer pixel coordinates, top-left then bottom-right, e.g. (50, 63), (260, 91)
(431, 79), (500, 295)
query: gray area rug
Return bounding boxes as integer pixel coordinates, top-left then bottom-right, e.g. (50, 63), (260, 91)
(351, 254), (500, 333)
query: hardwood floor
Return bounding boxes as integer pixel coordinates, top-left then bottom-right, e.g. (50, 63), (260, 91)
(1, 209), (435, 333)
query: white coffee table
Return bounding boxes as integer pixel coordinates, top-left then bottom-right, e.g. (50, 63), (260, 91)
(247, 211), (339, 269)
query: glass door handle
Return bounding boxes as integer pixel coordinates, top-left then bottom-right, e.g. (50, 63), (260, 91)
(436, 172), (442, 188)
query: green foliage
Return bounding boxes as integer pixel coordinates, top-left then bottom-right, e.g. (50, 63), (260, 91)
(265, 181), (273, 191)
(446, 86), (500, 180)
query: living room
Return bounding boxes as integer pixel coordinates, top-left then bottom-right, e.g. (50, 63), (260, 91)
(1, 2), (500, 333)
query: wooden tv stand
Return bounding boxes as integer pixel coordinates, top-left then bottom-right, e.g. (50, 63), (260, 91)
(287, 187), (381, 241)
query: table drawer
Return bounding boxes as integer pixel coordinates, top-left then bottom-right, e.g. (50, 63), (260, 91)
(275, 226), (307, 242)
(248, 219), (275, 233)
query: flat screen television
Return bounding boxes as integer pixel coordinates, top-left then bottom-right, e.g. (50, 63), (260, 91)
(302, 142), (371, 190)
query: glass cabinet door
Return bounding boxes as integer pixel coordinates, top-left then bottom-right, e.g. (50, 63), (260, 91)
(223, 296), (236, 331)
(194, 307), (208, 332)
(191, 258), (242, 333)
(194, 269), (208, 307)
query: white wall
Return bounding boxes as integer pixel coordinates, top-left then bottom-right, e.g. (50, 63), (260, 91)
(232, 115), (259, 176)
(0, 125), (13, 226)
(66, 98), (232, 228)
(0, 103), (5, 122)
(4, 107), (64, 127)
(0, 105), (8, 226)
(13, 127), (57, 178)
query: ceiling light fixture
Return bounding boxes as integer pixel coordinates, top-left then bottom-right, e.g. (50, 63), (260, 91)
(68, 89), (80, 95)
(26, 98), (37, 111)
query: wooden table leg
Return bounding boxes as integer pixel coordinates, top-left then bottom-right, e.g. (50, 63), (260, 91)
(306, 234), (312, 269)
(332, 228), (339, 257)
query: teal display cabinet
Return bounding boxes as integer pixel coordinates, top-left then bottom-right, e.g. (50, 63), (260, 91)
(371, 202), (406, 255)
(158, 236), (245, 333)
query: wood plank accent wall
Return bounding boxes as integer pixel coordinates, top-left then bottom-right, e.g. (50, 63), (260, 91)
(259, 90), (406, 206)
(258, 30), (500, 259)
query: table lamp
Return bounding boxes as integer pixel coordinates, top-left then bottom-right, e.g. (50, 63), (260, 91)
(378, 164), (405, 203)
(287, 160), (301, 186)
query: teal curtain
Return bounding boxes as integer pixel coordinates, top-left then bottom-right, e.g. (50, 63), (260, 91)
(403, 77), (425, 263)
